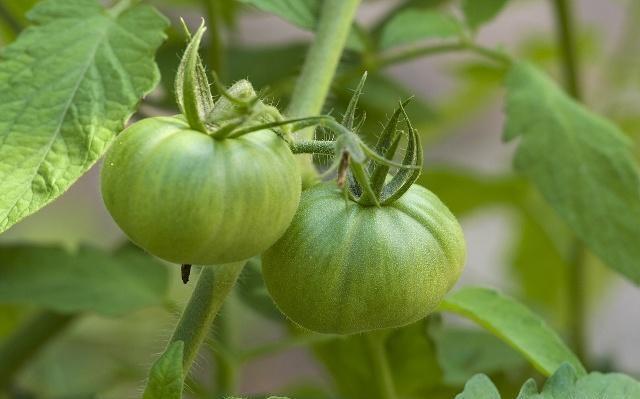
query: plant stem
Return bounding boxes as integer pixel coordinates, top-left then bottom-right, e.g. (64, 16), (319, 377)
(550, 0), (587, 363)
(168, 262), (245, 371)
(364, 332), (397, 399)
(290, 140), (336, 155)
(551, 0), (581, 99)
(0, 311), (76, 389)
(377, 42), (512, 69)
(204, 0), (225, 79)
(286, 0), (362, 185)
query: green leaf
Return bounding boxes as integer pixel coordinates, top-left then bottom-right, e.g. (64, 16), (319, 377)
(0, 0), (168, 234)
(312, 320), (455, 399)
(516, 363), (640, 398)
(0, 244), (169, 316)
(504, 62), (640, 284)
(380, 9), (462, 49)
(143, 341), (184, 399)
(430, 327), (526, 386)
(455, 363), (640, 399)
(462, 0), (510, 30)
(238, 0), (320, 30)
(440, 287), (585, 377)
(455, 374), (501, 399)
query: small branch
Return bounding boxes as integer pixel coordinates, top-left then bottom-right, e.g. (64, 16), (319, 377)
(377, 42), (512, 69)
(167, 262), (245, 371)
(364, 332), (397, 399)
(290, 140), (336, 155)
(0, 311), (76, 389)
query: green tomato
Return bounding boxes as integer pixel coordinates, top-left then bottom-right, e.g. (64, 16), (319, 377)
(101, 116), (301, 265)
(262, 182), (466, 334)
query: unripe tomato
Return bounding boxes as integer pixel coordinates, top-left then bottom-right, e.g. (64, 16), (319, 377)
(262, 182), (466, 334)
(101, 116), (301, 265)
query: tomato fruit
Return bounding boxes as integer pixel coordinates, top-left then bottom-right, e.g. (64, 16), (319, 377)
(101, 116), (301, 265)
(262, 182), (466, 334)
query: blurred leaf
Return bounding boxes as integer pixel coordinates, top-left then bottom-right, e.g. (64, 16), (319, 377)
(419, 169), (526, 216)
(462, 0), (509, 30)
(143, 341), (184, 399)
(228, 43), (306, 89)
(0, 0), (37, 42)
(504, 62), (640, 284)
(238, 0), (319, 30)
(440, 287), (585, 377)
(0, 244), (170, 316)
(430, 326), (526, 386)
(0, 0), (168, 234)
(517, 363), (640, 398)
(455, 374), (501, 398)
(509, 212), (569, 329)
(236, 257), (283, 321)
(455, 363), (640, 398)
(380, 8), (462, 49)
(313, 320), (456, 399)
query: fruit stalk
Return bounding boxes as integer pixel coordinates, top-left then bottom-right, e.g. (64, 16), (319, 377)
(168, 262), (245, 370)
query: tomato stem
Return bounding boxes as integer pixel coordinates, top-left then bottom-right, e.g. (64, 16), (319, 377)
(155, 262), (245, 376)
(364, 331), (398, 399)
(286, 0), (363, 186)
(290, 140), (336, 155)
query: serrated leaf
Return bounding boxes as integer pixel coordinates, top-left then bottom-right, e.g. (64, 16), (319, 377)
(0, 244), (169, 316)
(516, 363), (640, 399)
(440, 287), (585, 377)
(143, 341), (184, 399)
(456, 363), (640, 399)
(380, 9), (462, 49)
(504, 62), (640, 284)
(462, 0), (510, 30)
(238, 0), (320, 30)
(0, 0), (168, 234)
(455, 374), (501, 399)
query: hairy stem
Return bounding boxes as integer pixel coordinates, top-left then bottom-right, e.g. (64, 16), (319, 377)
(551, 0), (587, 363)
(169, 263), (245, 371)
(364, 332), (397, 399)
(204, 0), (225, 78)
(0, 311), (76, 389)
(286, 0), (362, 185)
(290, 140), (336, 155)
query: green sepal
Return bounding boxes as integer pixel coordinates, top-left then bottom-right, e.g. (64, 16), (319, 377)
(175, 20), (214, 133)
(381, 103), (423, 205)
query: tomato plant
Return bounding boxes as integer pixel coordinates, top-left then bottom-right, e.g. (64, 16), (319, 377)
(0, 0), (639, 399)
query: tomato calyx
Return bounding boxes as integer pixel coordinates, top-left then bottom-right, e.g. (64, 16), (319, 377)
(288, 73), (423, 207)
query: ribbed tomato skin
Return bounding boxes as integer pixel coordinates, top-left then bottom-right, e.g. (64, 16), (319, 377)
(262, 182), (466, 334)
(101, 116), (301, 265)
